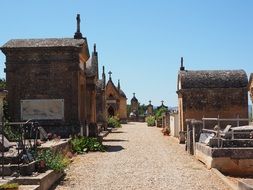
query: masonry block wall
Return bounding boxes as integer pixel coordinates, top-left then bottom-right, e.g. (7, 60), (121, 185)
(1, 39), (89, 136)
(177, 69), (248, 131)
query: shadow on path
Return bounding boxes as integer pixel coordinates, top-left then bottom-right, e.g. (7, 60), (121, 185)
(103, 139), (128, 142)
(111, 131), (125, 134)
(105, 145), (124, 152)
(49, 173), (66, 190)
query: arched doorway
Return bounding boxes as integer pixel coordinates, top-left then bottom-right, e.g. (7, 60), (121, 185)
(108, 106), (115, 117)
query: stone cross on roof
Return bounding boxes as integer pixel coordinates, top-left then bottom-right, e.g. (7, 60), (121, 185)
(74, 14), (83, 39)
(118, 79), (120, 90)
(161, 100), (164, 105)
(108, 71), (112, 80)
(180, 57), (185, 71)
(94, 43), (96, 52)
(77, 14), (81, 32)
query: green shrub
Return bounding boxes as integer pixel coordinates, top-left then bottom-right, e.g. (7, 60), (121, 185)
(37, 149), (70, 172)
(0, 78), (6, 89)
(0, 183), (18, 189)
(3, 123), (20, 141)
(71, 136), (87, 153)
(108, 116), (121, 128)
(146, 116), (156, 126)
(155, 107), (168, 120)
(2, 100), (20, 141)
(87, 138), (105, 151)
(71, 136), (105, 153)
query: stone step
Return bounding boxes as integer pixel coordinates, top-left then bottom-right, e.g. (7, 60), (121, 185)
(12, 170), (64, 190)
(19, 185), (40, 190)
(238, 179), (253, 190)
(0, 161), (36, 176)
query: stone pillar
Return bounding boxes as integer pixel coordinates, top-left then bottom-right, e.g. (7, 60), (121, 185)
(251, 105), (253, 126)
(250, 88), (253, 123)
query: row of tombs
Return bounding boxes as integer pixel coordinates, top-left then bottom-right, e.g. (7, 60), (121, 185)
(1, 13), (253, 179)
(161, 58), (253, 177)
(0, 15), (130, 177)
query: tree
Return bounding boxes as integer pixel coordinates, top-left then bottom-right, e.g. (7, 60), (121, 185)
(138, 104), (147, 116)
(0, 78), (6, 89)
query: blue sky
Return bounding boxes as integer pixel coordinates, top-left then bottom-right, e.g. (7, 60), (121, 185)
(0, 0), (253, 106)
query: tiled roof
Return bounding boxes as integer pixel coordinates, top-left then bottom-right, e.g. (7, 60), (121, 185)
(178, 70), (248, 89)
(106, 79), (127, 98)
(119, 89), (126, 98)
(249, 73), (253, 83)
(131, 96), (138, 102)
(1, 38), (85, 48)
(86, 51), (98, 77)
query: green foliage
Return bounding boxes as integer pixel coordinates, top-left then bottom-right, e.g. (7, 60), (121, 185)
(155, 107), (168, 120)
(0, 78), (6, 89)
(108, 116), (121, 128)
(37, 149), (70, 172)
(3, 122), (20, 141)
(87, 138), (105, 151)
(71, 136), (105, 154)
(0, 183), (19, 189)
(2, 100), (20, 141)
(138, 104), (147, 115)
(3, 99), (9, 120)
(71, 137), (86, 154)
(127, 104), (131, 117)
(146, 116), (156, 126)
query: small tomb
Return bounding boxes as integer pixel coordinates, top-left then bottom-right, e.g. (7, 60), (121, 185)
(195, 118), (253, 176)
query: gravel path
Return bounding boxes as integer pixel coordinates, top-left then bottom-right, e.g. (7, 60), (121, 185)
(55, 122), (230, 190)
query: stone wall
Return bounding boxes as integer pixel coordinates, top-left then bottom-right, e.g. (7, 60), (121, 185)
(170, 113), (179, 137)
(180, 87), (248, 130)
(86, 76), (97, 124)
(105, 80), (127, 121)
(3, 47), (86, 136)
(249, 73), (253, 103)
(96, 88), (106, 124)
(119, 96), (127, 121)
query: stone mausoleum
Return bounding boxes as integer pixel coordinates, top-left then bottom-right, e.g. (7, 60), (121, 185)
(177, 57), (249, 132)
(86, 43), (107, 134)
(105, 72), (127, 123)
(0, 14), (106, 136)
(146, 100), (153, 116)
(129, 93), (139, 121)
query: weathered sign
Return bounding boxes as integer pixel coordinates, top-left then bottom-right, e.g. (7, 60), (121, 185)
(21, 99), (64, 120)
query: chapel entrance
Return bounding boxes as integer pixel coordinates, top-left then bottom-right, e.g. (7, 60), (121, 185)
(108, 106), (115, 117)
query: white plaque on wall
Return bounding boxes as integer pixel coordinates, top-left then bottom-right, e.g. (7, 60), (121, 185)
(21, 99), (64, 120)
(106, 100), (116, 104)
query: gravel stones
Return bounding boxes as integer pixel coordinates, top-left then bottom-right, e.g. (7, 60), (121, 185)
(56, 122), (229, 190)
